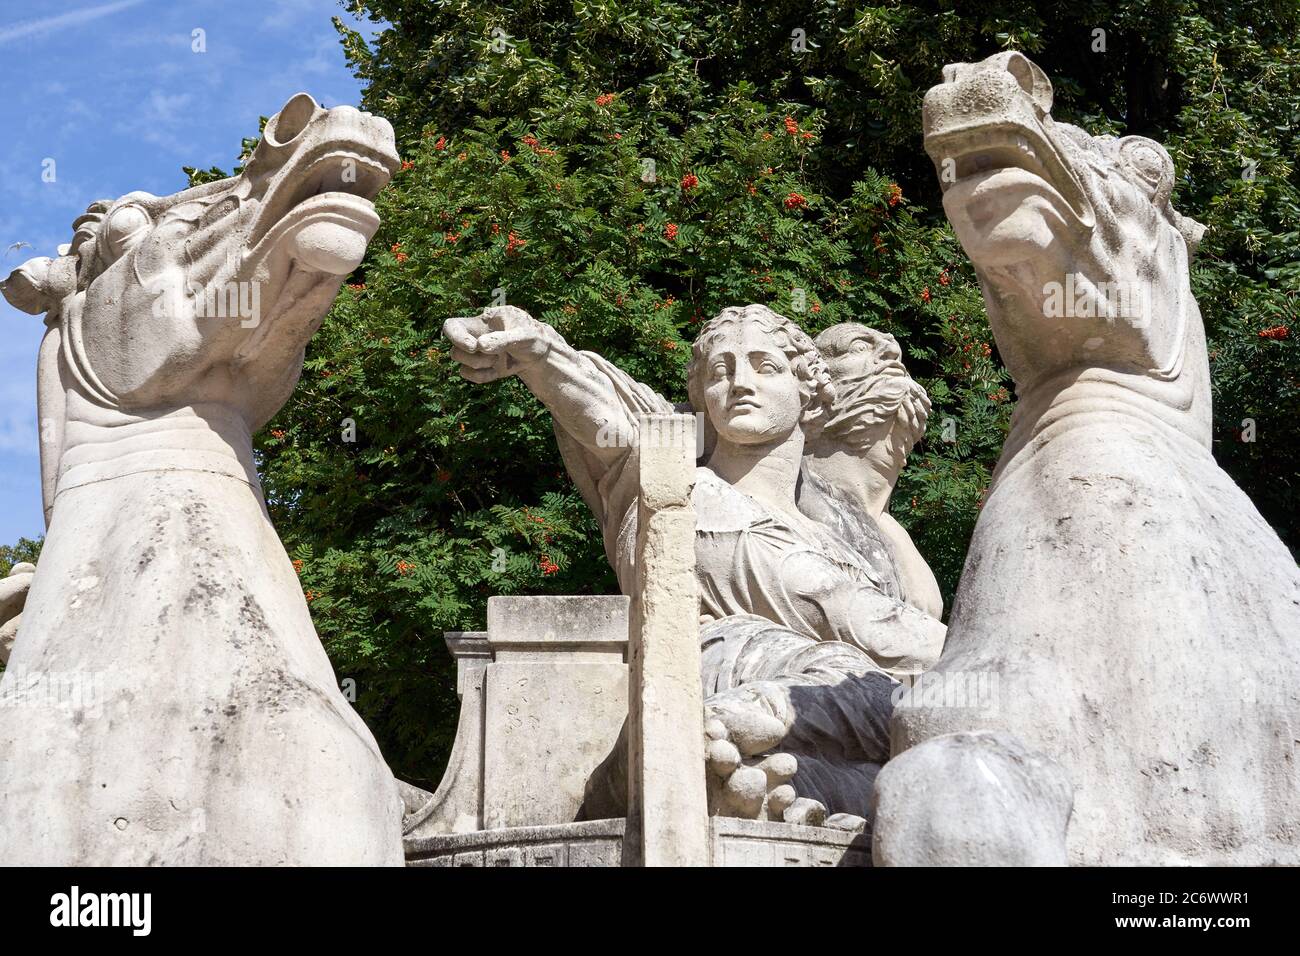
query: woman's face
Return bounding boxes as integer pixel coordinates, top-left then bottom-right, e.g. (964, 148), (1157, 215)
(700, 322), (804, 446)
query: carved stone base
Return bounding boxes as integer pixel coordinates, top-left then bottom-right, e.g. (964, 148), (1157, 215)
(404, 817), (870, 867)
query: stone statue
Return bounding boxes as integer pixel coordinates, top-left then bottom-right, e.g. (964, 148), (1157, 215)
(889, 52), (1300, 864)
(0, 563), (34, 664)
(805, 324), (943, 618)
(0, 94), (405, 864)
(444, 303), (945, 825)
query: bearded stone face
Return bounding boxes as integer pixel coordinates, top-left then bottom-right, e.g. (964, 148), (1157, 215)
(813, 324), (930, 471)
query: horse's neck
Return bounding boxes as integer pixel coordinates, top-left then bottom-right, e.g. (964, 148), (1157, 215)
(995, 298), (1213, 483)
(53, 389), (262, 499)
(45, 389), (272, 553)
(29, 388), (332, 704)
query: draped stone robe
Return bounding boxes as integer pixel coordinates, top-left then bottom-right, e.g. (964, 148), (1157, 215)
(551, 352), (945, 815)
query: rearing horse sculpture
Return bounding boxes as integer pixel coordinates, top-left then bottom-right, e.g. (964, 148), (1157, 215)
(891, 53), (1300, 864)
(0, 94), (403, 864)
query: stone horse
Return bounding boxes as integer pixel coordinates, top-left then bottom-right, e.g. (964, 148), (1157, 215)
(890, 52), (1300, 864)
(0, 94), (404, 864)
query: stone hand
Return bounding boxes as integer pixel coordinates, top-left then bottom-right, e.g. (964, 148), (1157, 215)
(443, 306), (557, 383)
(704, 690), (828, 826)
(0, 563), (35, 666)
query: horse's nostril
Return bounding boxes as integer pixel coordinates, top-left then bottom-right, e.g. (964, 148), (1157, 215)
(266, 93), (318, 146)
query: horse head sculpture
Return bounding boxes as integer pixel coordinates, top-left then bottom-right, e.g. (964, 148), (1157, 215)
(0, 94), (404, 865)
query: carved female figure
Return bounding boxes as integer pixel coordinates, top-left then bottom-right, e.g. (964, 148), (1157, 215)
(445, 303), (944, 821)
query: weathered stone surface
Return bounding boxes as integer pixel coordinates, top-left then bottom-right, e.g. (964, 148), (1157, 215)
(872, 732), (1072, 866)
(402, 632), (490, 837)
(484, 655), (628, 829)
(406, 819), (626, 868)
(713, 817), (870, 867)
(405, 597), (631, 837)
(890, 51), (1300, 865)
(483, 597), (631, 830)
(0, 94), (403, 865)
(627, 414), (709, 865)
(486, 592), (630, 647)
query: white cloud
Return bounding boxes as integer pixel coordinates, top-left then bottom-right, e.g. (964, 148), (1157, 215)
(0, 0), (148, 46)
(261, 0), (321, 31)
(113, 88), (199, 156)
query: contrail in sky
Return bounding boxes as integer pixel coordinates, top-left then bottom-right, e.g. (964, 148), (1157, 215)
(0, 0), (147, 46)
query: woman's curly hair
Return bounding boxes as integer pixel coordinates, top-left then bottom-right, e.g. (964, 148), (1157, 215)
(686, 305), (836, 456)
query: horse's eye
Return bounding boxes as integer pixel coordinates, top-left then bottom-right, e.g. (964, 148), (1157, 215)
(1116, 137), (1173, 204)
(103, 204), (151, 260)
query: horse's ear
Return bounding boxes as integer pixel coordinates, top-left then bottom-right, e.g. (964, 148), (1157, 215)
(1, 255), (75, 316)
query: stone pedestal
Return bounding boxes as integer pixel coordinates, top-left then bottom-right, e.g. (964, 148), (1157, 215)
(406, 817), (870, 867)
(483, 597), (629, 829)
(627, 413), (709, 866)
(403, 595), (629, 840)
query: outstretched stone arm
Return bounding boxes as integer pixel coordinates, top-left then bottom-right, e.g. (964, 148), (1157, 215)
(445, 307), (673, 544)
(445, 307), (670, 459)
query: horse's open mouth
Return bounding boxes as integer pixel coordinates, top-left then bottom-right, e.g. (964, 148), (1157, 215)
(230, 135), (397, 363)
(243, 145), (396, 282)
(927, 123), (1094, 230)
(297, 149), (393, 203)
(248, 142), (398, 255)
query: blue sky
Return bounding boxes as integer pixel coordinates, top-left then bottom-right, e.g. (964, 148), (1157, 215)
(0, 0), (377, 544)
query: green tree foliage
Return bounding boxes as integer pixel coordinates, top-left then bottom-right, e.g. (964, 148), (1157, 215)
(7, 1), (1292, 787)
(0, 537), (41, 578)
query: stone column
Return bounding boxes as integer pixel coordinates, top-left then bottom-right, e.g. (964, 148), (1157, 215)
(627, 413), (709, 866)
